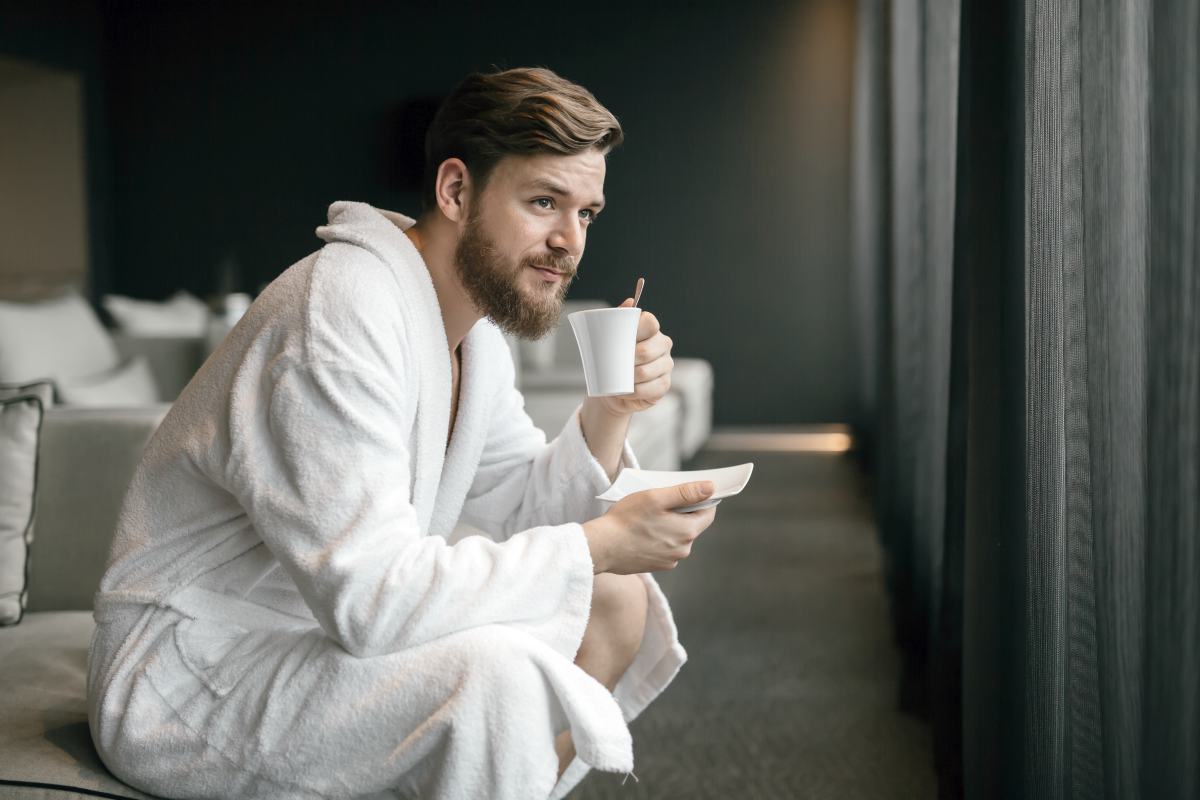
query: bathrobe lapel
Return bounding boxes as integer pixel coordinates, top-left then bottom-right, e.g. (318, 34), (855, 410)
(429, 323), (494, 539)
(321, 202), (499, 541)
(322, 202), (452, 536)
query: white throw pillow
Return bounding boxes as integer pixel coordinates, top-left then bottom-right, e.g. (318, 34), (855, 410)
(0, 292), (120, 385)
(0, 383), (50, 626)
(102, 290), (210, 337)
(57, 356), (159, 406)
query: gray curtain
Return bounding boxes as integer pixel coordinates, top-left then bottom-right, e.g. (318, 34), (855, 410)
(1017, 0), (1198, 795)
(851, 0), (1200, 796)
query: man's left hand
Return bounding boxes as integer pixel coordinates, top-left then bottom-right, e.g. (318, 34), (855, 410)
(587, 298), (673, 418)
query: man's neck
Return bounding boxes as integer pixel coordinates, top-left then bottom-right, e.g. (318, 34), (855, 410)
(403, 214), (482, 354)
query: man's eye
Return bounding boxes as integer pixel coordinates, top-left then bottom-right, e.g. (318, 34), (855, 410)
(534, 198), (553, 209)
(579, 209), (594, 222)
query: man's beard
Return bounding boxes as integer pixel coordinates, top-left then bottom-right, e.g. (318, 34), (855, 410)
(454, 210), (576, 339)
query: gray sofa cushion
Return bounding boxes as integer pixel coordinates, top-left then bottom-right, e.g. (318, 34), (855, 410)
(109, 334), (206, 402)
(56, 358), (159, 408)
(27, 406), (168, 613)
(0, 611), (160, 799)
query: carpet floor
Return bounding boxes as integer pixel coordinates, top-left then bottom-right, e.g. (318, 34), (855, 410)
(567, 448), (936, 800)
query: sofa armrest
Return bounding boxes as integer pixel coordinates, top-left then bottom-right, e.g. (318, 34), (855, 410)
(668, 358), (714, 460)
(27, 405), (169, 612)
(521, 389), (682, 471)
(111, 332), (206, 401)
(520, 357), (714, 460)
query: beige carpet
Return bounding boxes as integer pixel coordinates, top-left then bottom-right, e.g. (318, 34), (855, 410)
(568, 449), (936, 799)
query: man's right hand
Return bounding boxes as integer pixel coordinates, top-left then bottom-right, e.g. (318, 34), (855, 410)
(582, 482), (718, 574)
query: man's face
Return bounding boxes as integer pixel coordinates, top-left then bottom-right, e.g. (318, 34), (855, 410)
(454, 149), (606, 339)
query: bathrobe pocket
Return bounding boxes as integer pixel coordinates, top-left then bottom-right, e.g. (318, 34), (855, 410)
(144, 611), (330, 775)
(173, 617), (278, 698)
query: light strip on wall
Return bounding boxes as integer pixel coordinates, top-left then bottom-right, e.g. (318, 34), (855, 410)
(705, 426), (853, 453)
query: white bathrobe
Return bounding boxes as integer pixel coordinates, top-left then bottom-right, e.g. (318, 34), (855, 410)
(86, 201), (687, 800)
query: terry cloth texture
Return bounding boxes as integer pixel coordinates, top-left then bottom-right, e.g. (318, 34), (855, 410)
(88, 202), (686, 800)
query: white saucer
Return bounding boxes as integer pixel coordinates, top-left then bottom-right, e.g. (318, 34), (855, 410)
(596, 463), (755, 512)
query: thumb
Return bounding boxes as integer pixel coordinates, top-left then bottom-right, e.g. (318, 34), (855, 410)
(618, 297), (635, 308)
(672, 481), (714, 506)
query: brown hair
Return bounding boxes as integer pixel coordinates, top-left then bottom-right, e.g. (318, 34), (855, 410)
(421, 67), (623, 211)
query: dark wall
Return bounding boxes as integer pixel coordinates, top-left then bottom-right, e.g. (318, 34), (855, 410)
(18, 0), (857, 425)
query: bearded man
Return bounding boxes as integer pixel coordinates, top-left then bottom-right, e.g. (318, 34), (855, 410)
(87, 67), (718, 800)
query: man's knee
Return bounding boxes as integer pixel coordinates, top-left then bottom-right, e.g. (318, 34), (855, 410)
(588, 573), (648, 656)
(591, 573), (647, 618)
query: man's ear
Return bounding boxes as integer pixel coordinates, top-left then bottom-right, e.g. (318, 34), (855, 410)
(434, 158), (471, 223)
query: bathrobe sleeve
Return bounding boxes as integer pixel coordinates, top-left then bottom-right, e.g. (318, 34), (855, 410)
(459, 350), (639, 541)
(224, 354), (595, 660)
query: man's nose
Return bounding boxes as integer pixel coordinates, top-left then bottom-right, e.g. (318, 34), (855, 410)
(547, 217), (585, 259)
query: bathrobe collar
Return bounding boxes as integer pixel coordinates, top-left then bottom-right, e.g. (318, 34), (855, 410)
(316, 201), (496, 540)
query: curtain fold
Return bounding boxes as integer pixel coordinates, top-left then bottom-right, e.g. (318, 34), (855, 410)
(1143, 1), (1200, 795)
(957, 2), (1027, 797)
(1077, 1), (1150, 794)
(849, 0), (888, 471)
(877, 0), (961, 713)
(1024, 0), (1098, 793)
(885, 0), (928, 705)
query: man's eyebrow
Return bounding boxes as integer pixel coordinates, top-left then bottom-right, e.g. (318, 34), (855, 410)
(528, 178), (605, 210)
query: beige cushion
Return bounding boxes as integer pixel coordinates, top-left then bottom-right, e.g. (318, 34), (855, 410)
(0, 388), (48, 626)
(0, 293), (120, 385)
(0, 611), (160, 798)
(57, 357), (159, 407)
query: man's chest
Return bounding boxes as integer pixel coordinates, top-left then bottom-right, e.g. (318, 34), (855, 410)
(448, 348), (461, 446)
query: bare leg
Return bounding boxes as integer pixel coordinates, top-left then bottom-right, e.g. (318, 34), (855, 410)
(555, 573), (649, 779)
(554, 729), (576, 780)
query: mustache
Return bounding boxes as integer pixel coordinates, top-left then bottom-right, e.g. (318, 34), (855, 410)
(524, 255), (577, 277)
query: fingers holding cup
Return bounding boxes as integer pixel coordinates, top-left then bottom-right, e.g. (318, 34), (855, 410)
(636, 309), (661, 342)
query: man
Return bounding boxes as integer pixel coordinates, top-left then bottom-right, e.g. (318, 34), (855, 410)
(87, 67), (717, 800)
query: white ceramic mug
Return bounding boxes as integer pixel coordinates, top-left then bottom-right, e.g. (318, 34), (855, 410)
(567, 307), (642, 396)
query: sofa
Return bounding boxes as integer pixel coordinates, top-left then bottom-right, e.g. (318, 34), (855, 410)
(0, 404), (168, 798)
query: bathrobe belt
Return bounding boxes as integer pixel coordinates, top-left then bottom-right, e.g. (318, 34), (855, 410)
(94, 585), (313, 632)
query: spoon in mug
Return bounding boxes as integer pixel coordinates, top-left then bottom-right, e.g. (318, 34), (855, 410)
(632, 277), (645, 308)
